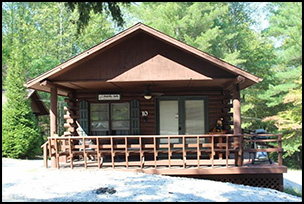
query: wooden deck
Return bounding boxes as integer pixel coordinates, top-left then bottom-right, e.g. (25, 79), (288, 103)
(56, 158), (286, 175)
(44, 134), (284, 173)
(42, 134), (285, 191)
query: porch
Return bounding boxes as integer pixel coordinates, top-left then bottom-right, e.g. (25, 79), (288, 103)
(41, 133), (285, 190)
(43, 133), (284, 168)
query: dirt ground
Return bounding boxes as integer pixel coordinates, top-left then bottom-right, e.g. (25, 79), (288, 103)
(2, 158), (302, 202)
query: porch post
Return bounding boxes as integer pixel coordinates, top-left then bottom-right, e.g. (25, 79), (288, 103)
(233, 83), (243, 166)
(50, 87), (58, 168)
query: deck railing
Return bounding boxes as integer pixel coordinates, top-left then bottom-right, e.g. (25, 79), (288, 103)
(46, 134), (243, 169)
(243, 133), (283, 165)
(43, 134), (283, 169)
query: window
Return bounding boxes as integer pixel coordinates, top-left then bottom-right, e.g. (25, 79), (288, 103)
(185, 100), (205, 134)
(90, 103), (130, 134)
(90, 104), (109, 131)
(111, 103), (130, 130)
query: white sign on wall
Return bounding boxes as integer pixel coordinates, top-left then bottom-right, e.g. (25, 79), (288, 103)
(98, 94), (121, 101)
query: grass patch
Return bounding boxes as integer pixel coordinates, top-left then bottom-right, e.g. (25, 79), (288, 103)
(284, 187), (302, 198)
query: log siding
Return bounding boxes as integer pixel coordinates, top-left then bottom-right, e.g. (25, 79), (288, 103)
(75, 89), (232, 135)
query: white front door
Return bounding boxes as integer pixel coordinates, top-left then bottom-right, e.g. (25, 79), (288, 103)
(158, 97), (207, 136)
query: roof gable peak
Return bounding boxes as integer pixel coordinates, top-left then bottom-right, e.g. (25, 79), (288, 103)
(25, 22), (262, 93)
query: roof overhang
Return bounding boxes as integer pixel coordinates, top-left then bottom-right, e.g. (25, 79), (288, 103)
(24, 23), (263, 96)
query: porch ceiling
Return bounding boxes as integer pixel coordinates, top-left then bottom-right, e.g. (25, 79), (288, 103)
(54, 78), (235, 92)
(29, 77), (253, 96)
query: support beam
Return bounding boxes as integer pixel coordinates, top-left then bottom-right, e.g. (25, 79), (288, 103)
(40, 79), (72, 95)
(233, 83), (243, 166)
(50, 87), (58, 136)
(50, 87), (58, 168)
(233, 83), (241, 135)
(223, 75), (245, 91)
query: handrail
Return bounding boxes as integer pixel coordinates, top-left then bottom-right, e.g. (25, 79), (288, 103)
(243, 134), (283, 165)
(41, 140), (48, 148)
(47, 134), (243, 139)
(41, 140), (49, 168)
(48, 134), (243, 169)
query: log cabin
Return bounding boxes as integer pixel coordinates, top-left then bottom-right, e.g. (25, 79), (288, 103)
(24, 23), (286, 191)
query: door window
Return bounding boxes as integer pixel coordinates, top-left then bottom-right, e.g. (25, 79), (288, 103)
(158, 97), (207, 135)
(159, 100), (179, 135)
(185, 100), (205, 134)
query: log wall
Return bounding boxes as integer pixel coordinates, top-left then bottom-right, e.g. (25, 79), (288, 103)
(74, 89), (232, 135)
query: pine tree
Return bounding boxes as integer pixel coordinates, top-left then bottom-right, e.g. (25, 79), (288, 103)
(2, 11), (43, 158)
(260, 2), (302, 160)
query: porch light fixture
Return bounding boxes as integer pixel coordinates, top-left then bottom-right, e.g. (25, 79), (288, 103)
(143, 85), (152, 100)
(144, 94), (152, 100)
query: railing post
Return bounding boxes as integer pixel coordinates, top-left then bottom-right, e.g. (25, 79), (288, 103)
(153, 137), (157, 168)
(69, 138), (73, 169)
(237, 134), (243, 166)
(49, 137), (57, 168)
(168, 136), (171, 168)
(226, 135), (229, 167)
(97, 137), (100, 168)
(211, 135), (214, 168)
(125, 136), (128, 169)
(278, 134), (283, 165)
(197, 135), (200, 168)
(182, 136), (186, 168)
(110, 137), (114, 168)
(55, 138), (59, 169)
(83, 137), (87, 168)
(41, 141), (48, 168)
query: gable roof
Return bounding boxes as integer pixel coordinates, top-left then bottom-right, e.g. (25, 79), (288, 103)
(24, 23), (263, 95)
(2, 89), (48, 116)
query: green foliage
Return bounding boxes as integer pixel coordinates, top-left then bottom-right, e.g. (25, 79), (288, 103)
(2, 43), (43, 159)
(64, 2), (130, 34)
(260, 2), (302, 158)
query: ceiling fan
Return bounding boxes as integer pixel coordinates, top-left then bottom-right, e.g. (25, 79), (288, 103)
(141, 85), (164, 100)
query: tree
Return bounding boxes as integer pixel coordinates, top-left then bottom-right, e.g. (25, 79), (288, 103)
(2, 39), (43, 159)
(64, 2), (130, 34)
(260, 2), (302, 161)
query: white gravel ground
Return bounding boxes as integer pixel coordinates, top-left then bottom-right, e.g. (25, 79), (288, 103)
(2, 158), (302, 202)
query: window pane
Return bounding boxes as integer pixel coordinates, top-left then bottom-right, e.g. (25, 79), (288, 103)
(159, 100), (179, 135)
(90, 104), (109, 131)
(91, 103), (108, 112)
(111, 103), (130, 130)
(90, 104), (109, 120)
(111, 103), (130, 120)
(91, 121), (109, 131)
(112, 121), (130, 130)
(185, 100), (205, 134)
(90, 112), (108, 121)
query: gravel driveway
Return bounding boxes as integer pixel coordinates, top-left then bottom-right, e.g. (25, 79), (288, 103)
(2, 158), (302, 202)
